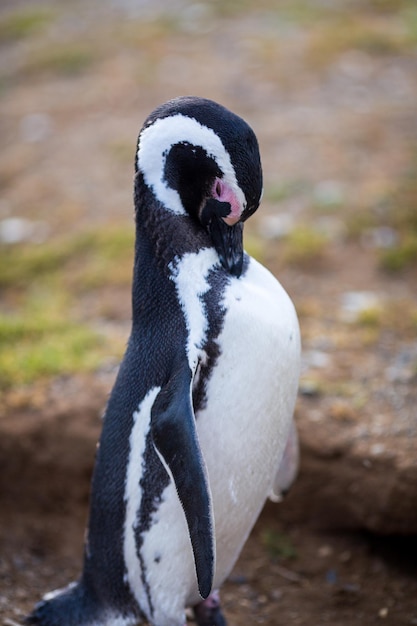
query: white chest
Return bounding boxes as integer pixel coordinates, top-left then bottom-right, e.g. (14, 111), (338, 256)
(124, 254), (300, 626)
(196, 257), (300, 587)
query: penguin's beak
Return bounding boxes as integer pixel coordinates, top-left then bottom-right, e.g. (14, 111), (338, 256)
(207, 214), (244, 278)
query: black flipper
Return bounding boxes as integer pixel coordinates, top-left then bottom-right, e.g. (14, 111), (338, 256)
(151, 362), (215, 600)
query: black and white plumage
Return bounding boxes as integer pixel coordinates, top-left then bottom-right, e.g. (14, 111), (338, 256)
(27, 96), (300, 626)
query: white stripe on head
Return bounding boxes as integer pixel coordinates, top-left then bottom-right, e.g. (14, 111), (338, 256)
(137, 114), (246, 215)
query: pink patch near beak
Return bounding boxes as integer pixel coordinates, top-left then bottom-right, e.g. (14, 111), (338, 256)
(212, 178), (242, 226)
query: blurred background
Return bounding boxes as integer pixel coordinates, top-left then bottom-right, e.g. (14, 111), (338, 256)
(0, 1), (416, 624)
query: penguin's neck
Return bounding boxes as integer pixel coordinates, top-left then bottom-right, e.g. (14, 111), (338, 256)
(131, 177), (213, 320)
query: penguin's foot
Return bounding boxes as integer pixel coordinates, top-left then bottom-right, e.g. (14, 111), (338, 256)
(26, 599), (60, 626)
(25, 582), (96, 626)
(193, 590), (226, 626)
(26, 599), (77, 625)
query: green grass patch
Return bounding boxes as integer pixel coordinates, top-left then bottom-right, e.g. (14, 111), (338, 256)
(376, 153), (417, 271)
(261, 529), (297, 560)
(352, 298), (417, 339)
(344, 152), (417, 271)
(345, 210), (378, 239)
(208, 0), (336, 21)
(264, 180), (310, 204)
(0, 225), (134, 290)
(380, 235), (417, 272)
(365, 0), (417, 14)
(355, 306), (383, 328)
(0, 289), (113, 390)
(0, 224), (133, 389)
(0, 316), (103, 389)
(76, 228), (134, 289)
(107, 140), (135, 165)
(209, 0), (255, 18)
(308, 15), (412, 66)
(282, 226), (328, 267)
(244, 233), (265, 263)
(23, 42), (96, 77)
(402, 6), (417, 45)
(0, 8), (54, 43)
(115, 15), (181, 49)
(0, 235), (89, 288)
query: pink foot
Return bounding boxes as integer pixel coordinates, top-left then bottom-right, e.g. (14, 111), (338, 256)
(193, 590), (226, 626)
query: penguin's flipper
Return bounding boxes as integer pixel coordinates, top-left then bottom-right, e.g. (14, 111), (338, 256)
(151, 363), (214, 600)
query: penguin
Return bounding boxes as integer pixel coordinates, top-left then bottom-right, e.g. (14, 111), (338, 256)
(27, 96), (300, 626)
(270, 420), (299, 503)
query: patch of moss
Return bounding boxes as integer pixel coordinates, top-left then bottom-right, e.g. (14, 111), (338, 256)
(308, 15), (412, 66)
(384, 300), (417, 336)
(365, 0), (417, 14)
(261, 529), (297, 561)
(0, 225), (133, 389)
(0, 288), (111, 390)
(0, 8), (53, 43)
(75, 227), (134, 289)
(24, 43), (96, 77)
(380, 235), (417, 272)
(264, 180), (309, 204)
(351, 298), (417, 340)
(376, 153), (417, 271)
(209, 0), (254, 18)
(115, 15), (181, 50)
(0, 317), (103, 389)
(282, 226), (328, 267)
(0, 234), (88, 288)
(355, 306), (383, 328)
(402, 6), (417, 44)
(345, 211), (378, 239)
(107, 140), (135, 164)
(244, 233), (265, 263)
(209, 0), (334, 21)
(0, 225), (134, 290)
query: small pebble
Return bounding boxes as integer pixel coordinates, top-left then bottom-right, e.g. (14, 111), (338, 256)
(0, 218), (49, 244)
(228, 573), (248, 585)
(258, 214), (295, 240)
(313, 179), (345, 208)
(302, 350), (330, 371)
(340, 291), (381, 322)
(326, 569), (338, 585)
(270, 589), (282, 601)
(370, 443), (386, 456)
(379, 607), (389, 618)
(339, 550), (352, 563)
(20, 113), (53, 143)
(361, 226), (398, 250)
(318, 544), (333, 558)
(340, 583), (360, 595)
(299, 380), (321, 397)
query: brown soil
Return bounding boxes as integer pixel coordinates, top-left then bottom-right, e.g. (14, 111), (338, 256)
(1, 393), (417, 626)
(1, 1), (417, 625)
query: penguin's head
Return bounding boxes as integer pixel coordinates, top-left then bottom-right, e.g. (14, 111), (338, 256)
(136, 96), (263, 277)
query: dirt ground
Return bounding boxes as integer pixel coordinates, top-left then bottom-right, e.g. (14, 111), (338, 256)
(1, 389), (417, 626)
(1, 401), (417, 626)
(1, 1), (417, 625)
